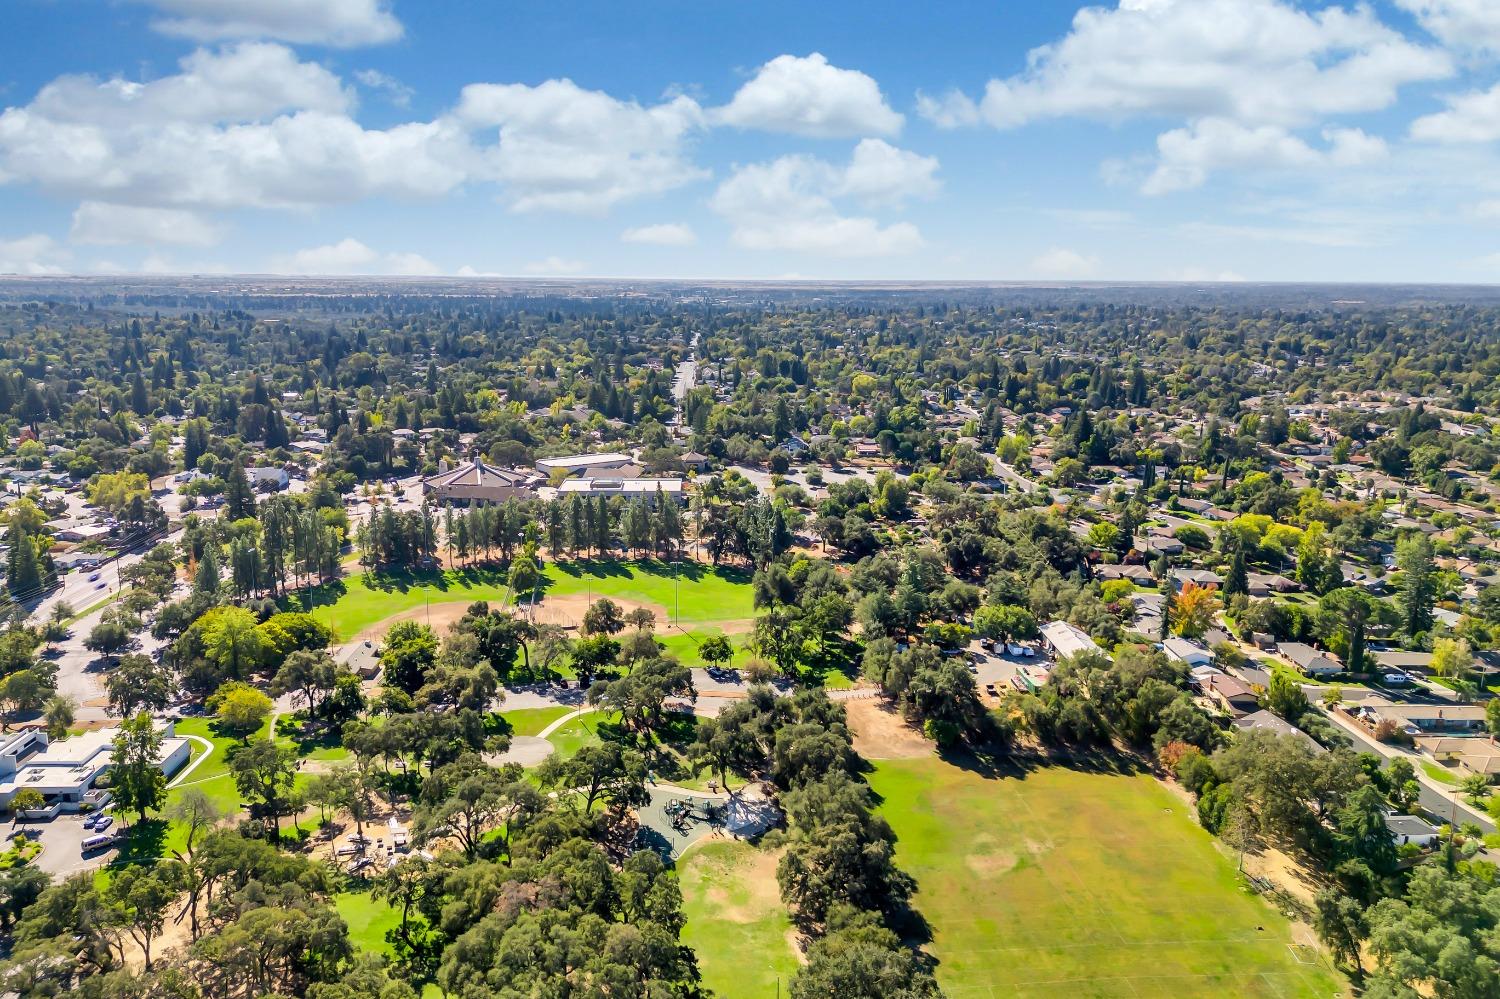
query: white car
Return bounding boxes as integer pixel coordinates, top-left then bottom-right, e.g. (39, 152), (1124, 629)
(1382, 673), (1410, 686)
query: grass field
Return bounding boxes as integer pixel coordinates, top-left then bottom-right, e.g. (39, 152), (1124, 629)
(679, 841), (801, 998)
(867, 758), (1344, 999)
(335, 887), (401, 955)
(295, 559), (753, 640)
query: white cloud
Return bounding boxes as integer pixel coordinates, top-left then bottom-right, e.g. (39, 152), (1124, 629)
(1143, 119), (1387, 193)
(70, 202), (224, 246)
(714, 53), (902, 138)
(621, 223), (697, 246)
(1028, 247), (1099, 279)
(355, 69), (413, 108)
(0, 45), (467, 211)
(1396, 1), (1500, 54)
(523, 256), (587, 275)
(132, 0), (403, 48)
(924, 0), (1449, 130)
(917, 0), (1446, 192)
(836, 139), (940, 207)
(455, 79), (707, 213)
(1410, 83), (1500, 143)
(711, 144), (934, 257)
(272, 238), (439, 275)
(0, 234), (69, 275)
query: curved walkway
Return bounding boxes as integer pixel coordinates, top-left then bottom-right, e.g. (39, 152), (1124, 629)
(536, 706), (596, 739)
(166, 735), (216, 788)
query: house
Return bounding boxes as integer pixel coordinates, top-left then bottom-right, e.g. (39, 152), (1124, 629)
(679, 450), (711, 473)
(50, 520), (111, 543)
(1246, 573), (1301, 597)
(1234, 709), (1323, 751)
(1355, 698), (1487, 735)
(0, 724), (190, 815)
(1163, 636), (1214, 669)
(1279, 642), (1343, 677)
(1095, 563), (1155, 584)
(1371, 651), (1433, 676)
(52, 551), (108, 571)
(422, 458), (538, 506)
(1170, 568), (1223, 591)
(1176, 497), (1213, 514)
(1040, 620), (1110, 662)
(1140, 531), (1184, 556)
(777, 434), (810, 457)
(245, 467), (290, 491)
(535, 453), (637, 479)
(1383, 814), (1440, 848)
(337, 639), (382, 681)
(1204, 673), (1260, 717)
(557, 477), (686, 504)
(1415, 736), (1500, 776)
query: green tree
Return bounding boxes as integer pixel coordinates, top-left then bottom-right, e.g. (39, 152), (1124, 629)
(207, 681), (272, 742)
(1265, 667), (1309, 721)
(229, 739), (299, 841)
(1395, 535), (1436, 639)
(379, 621), (439, 695)
(111, 711), (167, 823)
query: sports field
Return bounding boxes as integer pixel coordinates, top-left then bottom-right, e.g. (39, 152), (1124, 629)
(296, 559), (753, 640)
(679, 841), (802, 999)
(867, 758), (1343, 999)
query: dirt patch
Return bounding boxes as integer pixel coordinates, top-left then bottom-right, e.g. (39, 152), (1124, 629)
(528, 593), (669, 630)
(845, 698), (933, 760)
(698, 845), (785, 924)
(486, 735), (554, 768)
(353, 601), (476, 644)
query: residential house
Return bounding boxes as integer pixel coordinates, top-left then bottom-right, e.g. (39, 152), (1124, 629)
(1353, 698), (1487, 735)
(1163, 636), (1214, 669)
(1280, 642), (1343, 677)
(1234, 709), (1323, 751)
(1170, 568), (1223, 591)
(1204, 673), (1260, 717)
(1384, 814), (1441, 848)
(245, 467), (291, 491)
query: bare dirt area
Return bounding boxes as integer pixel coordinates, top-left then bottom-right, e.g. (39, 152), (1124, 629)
(696, 844), (785, 923)
(528, 593), (668, 630)
(845, 698), (934, 760)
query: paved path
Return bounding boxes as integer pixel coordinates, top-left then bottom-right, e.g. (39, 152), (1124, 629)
(166, 735), (215, 788)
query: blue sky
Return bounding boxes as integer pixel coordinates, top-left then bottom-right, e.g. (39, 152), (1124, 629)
(4, 0), (1500, 281)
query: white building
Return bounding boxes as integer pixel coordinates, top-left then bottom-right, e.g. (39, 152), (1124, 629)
(1162, 636), (1213, 669)
(0, 724), (191, 815)
(1040, 620), (1110, 662)
(557, 477), (685, 504)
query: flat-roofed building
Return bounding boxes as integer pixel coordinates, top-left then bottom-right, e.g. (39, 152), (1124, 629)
(1040, 620), (1109, 662)
(557, 477), (685, 504)
(0, 723), (190, 813)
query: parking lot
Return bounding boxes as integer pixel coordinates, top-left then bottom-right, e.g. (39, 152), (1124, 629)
(19, 813), (116, 877)
(965, 640), (1054, 697)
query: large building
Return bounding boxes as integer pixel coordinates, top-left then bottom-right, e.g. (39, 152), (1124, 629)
(0, 724), (191, 816)
(536, 453), (638, 479)
(1040, 620), (1110, 661)
(557, 477), (686, 504)
(422, 458), (539, 506)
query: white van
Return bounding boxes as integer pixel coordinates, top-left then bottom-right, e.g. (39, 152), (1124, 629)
(81, 834), (113, 853)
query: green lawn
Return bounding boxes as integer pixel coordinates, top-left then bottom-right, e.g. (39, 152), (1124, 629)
(546, 711), (612, 760)
(1421, 760), (1461, 786)
(867, 758), (1345, 999)
(293, 559), (753, 641)
(335, 888), (401, 956)
(496, 705), (576, 737)
(679, 841), (801, 999)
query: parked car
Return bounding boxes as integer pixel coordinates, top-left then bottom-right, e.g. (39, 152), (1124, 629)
(1382, 673), (1411, 686)
(82, 813), (99, 829)
(94, 815), (114, 831)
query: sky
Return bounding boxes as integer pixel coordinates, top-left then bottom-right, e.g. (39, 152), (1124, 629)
(6, 0), (1500, 282)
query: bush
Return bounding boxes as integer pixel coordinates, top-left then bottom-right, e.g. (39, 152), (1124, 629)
(923, 717), (962, 749)
(1373, 718), (1414, 746)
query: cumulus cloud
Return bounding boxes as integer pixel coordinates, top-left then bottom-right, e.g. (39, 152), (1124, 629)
(131, 0), (403, 48)
(922, 0), (1449, 130)
(1029, 247), (1099, 279)
(621, 223), (697, 246)
(1396, 0), (1500, 54)
(916, 0), (1445, 191)
(714, 53), (902, 138)
(711, 143), (936, 257)
(272, 238), (439, 275)
(71, 202), (224, 246)
(0, 44), (466, 211)
(0, 234), (69, 275)
(1410, 83), (1500, 143)
(455, 79), (707, 213)
(1143, 119), (1386, 193)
